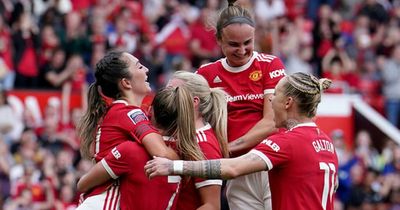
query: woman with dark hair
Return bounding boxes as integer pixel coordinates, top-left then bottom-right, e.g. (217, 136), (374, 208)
(77, 71), (229, 210)
(76, 51), (177, 210)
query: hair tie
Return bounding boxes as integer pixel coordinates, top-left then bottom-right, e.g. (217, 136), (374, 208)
(222, 16), (255, 28)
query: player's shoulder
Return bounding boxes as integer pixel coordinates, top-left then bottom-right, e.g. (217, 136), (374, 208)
(113, 140), (146, 157)
(115, 141), (137, 151)
(254, 52), (279, 63)
(109, 100), (141, 113)
(195, 124), (216, 143)
(117, 105), (150, 125)
(253, 52), (285, 76)
(197, 59), (223, 74)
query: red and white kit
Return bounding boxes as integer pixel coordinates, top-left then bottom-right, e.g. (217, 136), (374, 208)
(251, 122), (339, 210)
(197, 51), (285, 153)
(176, 123), (223, 210)
(101, 141), (179, 210)
(197, 51), (286, 210)
(78, 100), (160, 210)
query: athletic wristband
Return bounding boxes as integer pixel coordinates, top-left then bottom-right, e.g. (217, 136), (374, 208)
(173, 160), (184, 174)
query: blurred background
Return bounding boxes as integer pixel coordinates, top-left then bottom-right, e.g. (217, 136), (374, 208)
(0, 0), (400, 209)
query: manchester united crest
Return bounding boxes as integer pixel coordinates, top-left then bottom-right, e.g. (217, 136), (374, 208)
(249, 70), (262, 81)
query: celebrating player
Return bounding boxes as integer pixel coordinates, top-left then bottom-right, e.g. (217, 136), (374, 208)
(195, 0), (286, 209)
(77, 71), (228, 209)
(146, 72), (339, 210)
(76, 51), (178, 210)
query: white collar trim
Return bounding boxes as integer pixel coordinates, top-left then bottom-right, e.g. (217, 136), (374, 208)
(222, 51), (258, 73)
(113, 100), (128, 105)
(289, 122), (317, 131)
(196, 123), (211, 133)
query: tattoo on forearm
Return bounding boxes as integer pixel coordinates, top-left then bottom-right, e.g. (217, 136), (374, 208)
(206, 160), (221, 178)
(183, 160), (222, 179)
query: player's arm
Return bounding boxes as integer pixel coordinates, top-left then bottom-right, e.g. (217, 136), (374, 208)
(145, 152), (268, 180)
(142, 133), (179, 160)
(197, 185), (221, 210)
(228, 93), (276, 153)
(77, 161), (111, 192)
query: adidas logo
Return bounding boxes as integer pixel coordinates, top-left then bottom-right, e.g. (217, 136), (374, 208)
(213, 76), (222, 83)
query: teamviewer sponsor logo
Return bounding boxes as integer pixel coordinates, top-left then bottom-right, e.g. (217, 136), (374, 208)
(226, 93), (264, 102)
(269, 69), (285, 79)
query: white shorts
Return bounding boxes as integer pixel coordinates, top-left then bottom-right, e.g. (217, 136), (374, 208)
(226, 171), (271, 210)
(76, 185), (120, 210)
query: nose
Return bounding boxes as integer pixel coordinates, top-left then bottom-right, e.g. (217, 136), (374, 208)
(237, 45), (246, 55)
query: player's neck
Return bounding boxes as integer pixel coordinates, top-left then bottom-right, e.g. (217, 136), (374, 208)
(119, 95), (144, 107)
(195, 117), (206, 130)
(285, 118), (312, 130)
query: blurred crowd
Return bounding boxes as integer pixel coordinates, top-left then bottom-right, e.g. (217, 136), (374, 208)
(0, 0), (400, 209)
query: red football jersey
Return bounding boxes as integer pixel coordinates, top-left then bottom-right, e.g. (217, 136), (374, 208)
(176, 124), (223, 210)
(94, 100), (159, 162)
(250, 122), (339, 210)
(197, 52), (285, 153)
(85, 100), (158, 199)
(102, 141), (179, 210)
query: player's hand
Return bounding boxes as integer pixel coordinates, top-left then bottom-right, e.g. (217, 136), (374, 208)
(145, 156), (174, 179)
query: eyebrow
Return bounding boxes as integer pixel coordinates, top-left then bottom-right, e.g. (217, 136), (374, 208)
(228, 38), (252, 45)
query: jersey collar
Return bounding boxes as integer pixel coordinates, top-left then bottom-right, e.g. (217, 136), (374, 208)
(196, 123), (211, 133)
(222, 51), (258, 73)
(289, 122), (317, 131)
(113, 100), (128, 105)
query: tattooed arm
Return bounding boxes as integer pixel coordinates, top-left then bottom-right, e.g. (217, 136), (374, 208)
(145, 152), (269, 179)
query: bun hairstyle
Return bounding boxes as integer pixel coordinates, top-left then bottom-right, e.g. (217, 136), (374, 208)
(215, 0), (255, 40)
(228, 0), (237, 6)
(283, 72), (332, 118)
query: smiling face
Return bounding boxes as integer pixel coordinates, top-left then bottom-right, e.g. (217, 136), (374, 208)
(122, 52), (151, 96)
(219, 23), (255, 67)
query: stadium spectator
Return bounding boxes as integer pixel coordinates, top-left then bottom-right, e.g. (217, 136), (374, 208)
(0, 14), (15, 91)
(11, 10), (40, 89)
(381, 43), (400, 128)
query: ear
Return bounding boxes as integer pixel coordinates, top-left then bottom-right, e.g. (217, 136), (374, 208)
(285, 96), (294, 109)
(120, 78), (132, 89)
(193, 96), (200, 109)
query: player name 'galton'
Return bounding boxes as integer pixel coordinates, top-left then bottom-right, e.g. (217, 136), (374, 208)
(312, 139), (335, 153)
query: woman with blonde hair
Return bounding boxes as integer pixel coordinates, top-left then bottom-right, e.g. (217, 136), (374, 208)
(78, 71), (229, 209)
(146, 72), (339, 210)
